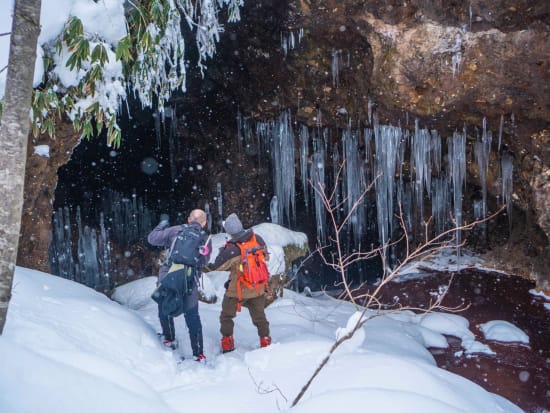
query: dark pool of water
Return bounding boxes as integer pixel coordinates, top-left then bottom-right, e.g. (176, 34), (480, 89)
(356, 269), (550, 413)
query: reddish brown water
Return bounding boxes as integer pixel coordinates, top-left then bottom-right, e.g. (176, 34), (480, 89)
(357, 269), (550, 413)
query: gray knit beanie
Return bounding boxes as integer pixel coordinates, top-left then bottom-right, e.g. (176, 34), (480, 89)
(223, 213), (243, 235)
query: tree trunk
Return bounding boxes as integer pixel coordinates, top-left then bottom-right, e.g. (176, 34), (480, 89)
(0, 0), (41, 334)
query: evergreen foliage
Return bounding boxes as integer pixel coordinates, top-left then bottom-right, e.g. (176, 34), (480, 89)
(26, 0), (243, 147)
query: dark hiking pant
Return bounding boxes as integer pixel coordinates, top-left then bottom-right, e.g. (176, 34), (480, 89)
(159, 303), (203, 356)
(220, 295), (270, 337)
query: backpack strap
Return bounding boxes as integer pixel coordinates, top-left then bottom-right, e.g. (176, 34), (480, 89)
(165, 224), (186, 265)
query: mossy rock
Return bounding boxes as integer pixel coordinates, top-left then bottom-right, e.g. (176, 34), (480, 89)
(265, 242), (309, 307)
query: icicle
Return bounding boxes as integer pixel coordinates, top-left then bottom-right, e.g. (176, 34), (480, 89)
(280, 30), (301, 55)
(84, 226), (100, 288)
(469, 1), (472, 31)
(154, 111), (161, 151)
(451, 33), (463, 77)
(168, 108), (177, 186)
(205, 203), (212, 233)
(401, 181), (413, 233)
(374, 121), (402, 258)
(367, 96), (374, 125)
(498, 114), (504, 152)
(50, 206), (75, 281)
(270, 196), (279, 224)
(448, 130), (467, 253)
(431, 176), (450, 235)
(472, 198), (484, 220)
(343, 128), (366, 244)
(217, 182), (223, 231)
(363, 128), (373, 183)
(98, 212), (111, 292)
(474, 117), (492, 228)
(501, 153), (514, 232)
(281, 32), (288, 56)
(431, 129), (442, 175)
(236, 110), (243, 154)
(332, 142), (342, 221)
(310, 135), (326, 243)
(411, 120), (432, 230)
(332, 49), (340, 88)
(270, 110), (296, 225)
(299, 125), (310, 208)
(315, 108), (323, 128)
(76, 206), (84, 284)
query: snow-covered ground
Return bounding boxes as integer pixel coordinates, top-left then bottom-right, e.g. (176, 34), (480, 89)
(0, 224), (528, 413)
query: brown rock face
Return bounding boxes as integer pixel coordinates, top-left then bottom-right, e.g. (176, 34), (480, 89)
(201, 0), (550, 286)
(18, 0), (550, 291)
(18, 122), (80, 272)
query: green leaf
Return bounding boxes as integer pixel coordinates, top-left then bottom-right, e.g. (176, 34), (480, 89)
(89, 64), (103, 81)
(55, 39), (63, 55)
(77, 38), (90, 59)
(73, 115), (81, 131)
(32, 121), (39, 137)
(150, 0), (167, 27)
(91, 43), (108, 65)
(140, 31), (152, 51)
(115, 36), (133, 63)
(82, 119), (94, 139)
(85, 101), (100, 114)
(64, 17), (84, 48)
(108, 127), (121, 148)
(65, 53), (79, 71)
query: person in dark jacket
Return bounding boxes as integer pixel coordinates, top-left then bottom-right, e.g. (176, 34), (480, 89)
(147, 209), (211, 362)
(211, 213), (271, 353)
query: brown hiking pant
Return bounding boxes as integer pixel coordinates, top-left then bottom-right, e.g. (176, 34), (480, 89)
(220, 294), (270, 337)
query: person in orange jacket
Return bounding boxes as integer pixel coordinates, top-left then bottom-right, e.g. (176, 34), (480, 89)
(211, 213), (271, 353)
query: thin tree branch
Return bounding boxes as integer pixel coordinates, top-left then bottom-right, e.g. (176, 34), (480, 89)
(291, 167), (505, 407)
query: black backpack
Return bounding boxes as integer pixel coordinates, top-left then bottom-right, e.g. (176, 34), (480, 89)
(169, 224), (204, 266)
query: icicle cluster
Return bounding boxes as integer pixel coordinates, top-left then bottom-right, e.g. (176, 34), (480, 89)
(449, 129), (467, 252)
(310, 133), (326, 244)
(50, 206), (112, 292)
(474, 117), (492, 236)
(501, 153), (514, 231)
(238, 112), (510, 267)
(280, 28), (304, 56)
(257, 111), (296, 225)
(374, 123), (402, 254)
(342, 129), (367, 245)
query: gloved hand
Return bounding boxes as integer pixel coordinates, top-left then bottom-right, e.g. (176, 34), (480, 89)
(159, 213), (170, 228)
(224, 280), (230, 289)
(198, 245), (210, 256)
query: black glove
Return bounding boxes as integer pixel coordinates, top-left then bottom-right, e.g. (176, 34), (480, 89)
(159, 213), (169, 228)
(224, 280), (230, 289)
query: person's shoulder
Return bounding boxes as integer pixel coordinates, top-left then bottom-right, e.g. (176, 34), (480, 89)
(236, 229), (254, 242)
(252, 231), (266, 244)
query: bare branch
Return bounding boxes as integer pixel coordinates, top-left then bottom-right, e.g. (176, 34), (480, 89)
(290, 165), (504, 407)
(0, 32), (11, 37)
(248, 368), (288, 402)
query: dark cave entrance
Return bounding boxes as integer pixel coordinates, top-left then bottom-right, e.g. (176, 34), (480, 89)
(51, 97), (231, 289)
(49, 97), (374, 293)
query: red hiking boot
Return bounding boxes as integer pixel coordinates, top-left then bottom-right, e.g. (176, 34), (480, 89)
(221, 335), (235, 353)
(194, 354), (206, 363)
(163, 339), (178, 350)
(260, 336), (272, 348)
